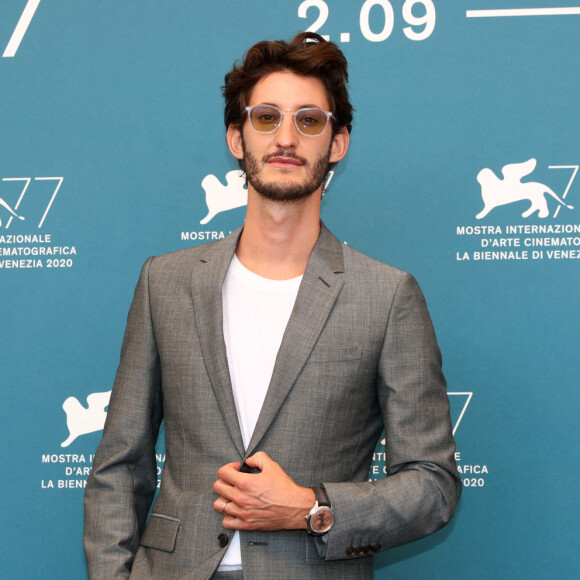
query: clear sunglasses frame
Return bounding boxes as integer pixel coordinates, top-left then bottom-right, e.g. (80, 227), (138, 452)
(244, 104), (335, 137)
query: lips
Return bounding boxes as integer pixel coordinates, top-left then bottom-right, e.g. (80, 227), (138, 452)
(264, 151), (306, 167)
(269, 157), (302, 166)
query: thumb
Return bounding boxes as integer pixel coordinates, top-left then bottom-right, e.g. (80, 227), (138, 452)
(245, 451), (272, 471)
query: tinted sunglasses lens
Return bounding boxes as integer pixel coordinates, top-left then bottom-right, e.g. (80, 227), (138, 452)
(250, 106), (281, 132)
(295, 109), (327, 135)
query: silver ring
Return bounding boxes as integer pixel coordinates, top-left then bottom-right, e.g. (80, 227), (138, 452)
(221, 501), (229, 515)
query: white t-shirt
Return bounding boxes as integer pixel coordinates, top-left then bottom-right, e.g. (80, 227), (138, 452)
(219, 254), (302, 570)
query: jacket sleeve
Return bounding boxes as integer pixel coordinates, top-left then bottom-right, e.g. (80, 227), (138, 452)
(84, 257), (164, 579)
(321, 273), (461, 561)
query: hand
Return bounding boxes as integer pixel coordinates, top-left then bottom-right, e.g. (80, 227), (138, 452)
(212, 451), (315, 531)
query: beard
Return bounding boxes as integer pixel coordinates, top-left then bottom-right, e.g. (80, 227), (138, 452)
(242, 138), (332, 203)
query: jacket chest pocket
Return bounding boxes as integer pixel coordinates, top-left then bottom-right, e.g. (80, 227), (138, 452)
(308, 345), (362, 364)
(303, 345), (365, 396)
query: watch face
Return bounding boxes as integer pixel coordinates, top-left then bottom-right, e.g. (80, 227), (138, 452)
(311, 507), (334, 533)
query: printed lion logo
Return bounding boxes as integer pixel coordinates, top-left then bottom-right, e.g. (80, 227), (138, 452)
(476, 158), (573, 219)
(200, 170), (248, 225)
(61, 390), (111, 447)
(0, 196), (25, 227)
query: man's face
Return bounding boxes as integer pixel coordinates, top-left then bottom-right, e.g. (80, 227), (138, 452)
(227, 71), (349, 203)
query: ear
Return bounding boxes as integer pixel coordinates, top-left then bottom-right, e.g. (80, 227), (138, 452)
(329, 127), (350, 163)
(227, 124), (244, 161)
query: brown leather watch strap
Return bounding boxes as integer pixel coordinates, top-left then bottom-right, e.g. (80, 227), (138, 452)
(311, 485), (331, 507)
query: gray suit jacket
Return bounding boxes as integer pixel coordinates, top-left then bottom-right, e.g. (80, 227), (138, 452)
(84, 223), (461, 579)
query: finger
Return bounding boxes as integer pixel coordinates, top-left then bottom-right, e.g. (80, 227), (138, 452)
(217, 462), (243, 484)
(213, 478), (235, 498)
(218, 465), (260, 490)
(221, 502), (257, 529)
(213, 496), (230, 514)
(222, 513), (245, 530)
(217, 500), (246, 526)
(245, 451), (272, 471)
(217, 461), (242, 475)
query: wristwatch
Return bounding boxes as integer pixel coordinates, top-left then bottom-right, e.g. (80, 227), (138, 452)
(305, 485), (334, 536)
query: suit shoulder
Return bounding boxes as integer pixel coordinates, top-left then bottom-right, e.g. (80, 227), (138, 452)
(151, 244), (207, 265)
(143, 228), (241, 275)
(342, 242), (412, 284)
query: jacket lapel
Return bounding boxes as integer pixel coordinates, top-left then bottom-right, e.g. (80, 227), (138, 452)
(245, 223), (345, 455)
(191, 227), (245, 457)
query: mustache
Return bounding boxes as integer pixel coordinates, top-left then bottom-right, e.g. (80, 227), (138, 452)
(262, 150), (307, 164)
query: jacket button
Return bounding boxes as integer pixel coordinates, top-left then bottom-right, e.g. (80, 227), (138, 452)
(217, 533), (229, 547)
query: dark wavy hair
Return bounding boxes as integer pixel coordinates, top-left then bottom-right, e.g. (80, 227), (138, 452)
(222, 32), (353, 136)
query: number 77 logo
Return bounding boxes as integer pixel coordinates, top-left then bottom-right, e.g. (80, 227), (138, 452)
(1, 177), (63, 228)
(3, 0), (43, 58)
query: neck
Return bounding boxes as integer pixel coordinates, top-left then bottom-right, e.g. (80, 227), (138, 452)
(235, 186), (322, 280)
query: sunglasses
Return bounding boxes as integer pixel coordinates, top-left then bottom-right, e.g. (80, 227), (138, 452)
(244, 104), (334, 137)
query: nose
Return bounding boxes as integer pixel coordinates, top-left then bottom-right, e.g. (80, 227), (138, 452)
(274, 112), (299, 148)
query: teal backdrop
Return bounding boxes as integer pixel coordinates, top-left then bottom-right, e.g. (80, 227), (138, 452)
(2, 1), (579, 578)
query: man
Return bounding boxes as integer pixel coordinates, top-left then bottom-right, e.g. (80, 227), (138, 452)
(84, 32), (461, 579)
